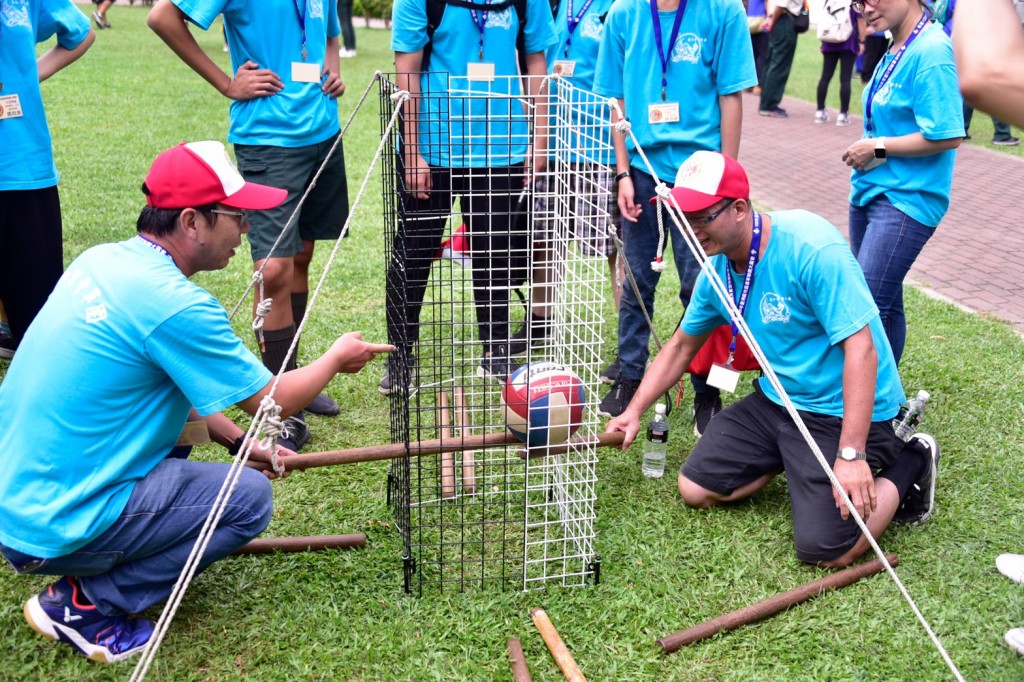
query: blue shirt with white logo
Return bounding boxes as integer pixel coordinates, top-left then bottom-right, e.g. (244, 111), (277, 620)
(682, 210), (905, 420)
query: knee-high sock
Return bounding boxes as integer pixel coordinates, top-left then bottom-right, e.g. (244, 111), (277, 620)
(259, 324), (298, 375)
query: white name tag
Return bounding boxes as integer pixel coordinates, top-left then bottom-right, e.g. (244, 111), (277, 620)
(552, 60), (576, 77)
(0, 94), (24, 120)
(291, 62), (321, 83)
(648, 102), (680, 124)
(467, 62), (496, 82)
(707, 362), (741, 393)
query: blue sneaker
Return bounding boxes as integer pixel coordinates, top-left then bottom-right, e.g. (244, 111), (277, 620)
(24, 577), (153, 663)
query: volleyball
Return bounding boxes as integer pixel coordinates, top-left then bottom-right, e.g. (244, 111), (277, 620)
(501, 362), (585, 448)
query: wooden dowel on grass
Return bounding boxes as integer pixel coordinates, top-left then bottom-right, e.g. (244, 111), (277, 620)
(507, 637), (533, 682)
(232, 534), (366, 555)
(531, 608), (586, 682)
(655, 553), (900, 653)
(438, 390), (456, 499)
(454, 386), (477, 494)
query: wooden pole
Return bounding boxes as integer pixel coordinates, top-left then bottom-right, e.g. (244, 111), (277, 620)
(507, 637), (533, 682)
(247, 431), (626, 473)
(454, 386), (477, 494)
(655, 554), (900, 653)
(231, 534), (366, 555)
(531, 608), (586, 682)
(439, 390), (456, 499)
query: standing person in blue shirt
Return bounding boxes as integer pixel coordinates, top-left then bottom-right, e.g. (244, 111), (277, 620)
(606, 151), (940, 568)
(0, 0), (93, 358)
(0, 141), (392, 663)
(383, 0), (557, 389)
(841, 0), (962, 365)
(591, 0), (757, 434)
(149, 0), (352, 449)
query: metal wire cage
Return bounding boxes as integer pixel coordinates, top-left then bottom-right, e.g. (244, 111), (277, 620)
(379, 73), (614, 593)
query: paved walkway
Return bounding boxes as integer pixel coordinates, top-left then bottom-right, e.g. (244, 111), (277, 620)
(739, 92), (1024, 332)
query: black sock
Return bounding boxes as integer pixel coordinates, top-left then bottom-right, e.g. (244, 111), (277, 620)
(878, 441), (929, 499)
(259, 325), (298, 374)
(291, 291), (308, 326)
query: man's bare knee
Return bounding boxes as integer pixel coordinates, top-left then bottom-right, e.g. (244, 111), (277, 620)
(677, 474), (720, 508)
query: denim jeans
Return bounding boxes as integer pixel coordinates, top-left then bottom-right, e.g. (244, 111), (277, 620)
(848, 195), (933, 365)
(618, 169), (705, 385)
(0, 458), (273, 616)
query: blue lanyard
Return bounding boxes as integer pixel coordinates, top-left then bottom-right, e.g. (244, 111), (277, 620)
(723, 213), (762, 361)
(865, 13), (929, 133)
(293, 0), (308, 60)
(135, 235), (172, 259)
(649, 0), (687, 101)
(470, 1), (491, 60)
(564, 0), (596, 57)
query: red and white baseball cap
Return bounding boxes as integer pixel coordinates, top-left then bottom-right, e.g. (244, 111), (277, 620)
(657, 151), (750, 212)
(144, 141), (287, 210)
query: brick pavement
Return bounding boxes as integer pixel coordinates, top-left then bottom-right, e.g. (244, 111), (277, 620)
(738, 91), (1024, 332)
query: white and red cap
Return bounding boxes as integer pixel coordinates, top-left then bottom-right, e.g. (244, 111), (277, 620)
(144, 141), (287, 210)
(657, 150), (750, 212)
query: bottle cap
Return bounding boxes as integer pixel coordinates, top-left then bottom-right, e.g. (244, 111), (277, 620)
(655, 403), (666, 415)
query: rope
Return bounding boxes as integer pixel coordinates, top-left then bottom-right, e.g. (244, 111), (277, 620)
(131, 73), (409, 682)
(251, 273), (271, 352)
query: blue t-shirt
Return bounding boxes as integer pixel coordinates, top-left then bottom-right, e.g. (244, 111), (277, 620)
(849, 24), (963, 228)
(747, 0), (766, 17)
(593, 0), (757, 181)
(0, 238), (272, 558)
(0, 0), (90, 191)
(391, 0), (557, 168)
(682, 210), (905, 420)
(173, 0), (341, 147)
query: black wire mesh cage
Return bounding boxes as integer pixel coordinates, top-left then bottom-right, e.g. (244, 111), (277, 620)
(379, 73), (615, 594)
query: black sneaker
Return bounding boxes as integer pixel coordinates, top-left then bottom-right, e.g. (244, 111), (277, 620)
(599, 356), (621, 385)
(278, 413), (311, 452)
(893, 433), (940, 525)
(379, 354), (418, 396)
(597, 377), (641, 418)
(478, 344), (521, 382)
(508, 317), (549, 356)
(24, 576), (153, 663)
(305, 392), (341, 417)
(692, 391), (723, 438)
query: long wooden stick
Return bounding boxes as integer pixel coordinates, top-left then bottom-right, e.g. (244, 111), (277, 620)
(655, 553), (900, 653)
(507, 637), (533, 682)
(531, 608), (586, 682)
(439, 391), (456, 499)
(247, 431), (626, 473)
(454, 386), (477, 494)
(231, 534), (366, 555)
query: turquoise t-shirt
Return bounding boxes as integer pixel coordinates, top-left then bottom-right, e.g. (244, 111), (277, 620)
(0, 0), (90, 191)
(849, 24), (963, 228)
(0, 238), (272, 558)
(173, 0), (341, 147)
(682, 210), (905, 421)
(391, 0), (557, 168)
(592, 0), (756, 181)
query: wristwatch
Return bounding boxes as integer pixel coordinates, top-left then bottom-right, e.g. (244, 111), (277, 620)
(874, 137), (887, 159)
(838, 446), (868, 462)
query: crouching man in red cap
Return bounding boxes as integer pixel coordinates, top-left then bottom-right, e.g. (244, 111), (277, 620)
(0, 141), (393, 663)
(606, 150), (939, 569)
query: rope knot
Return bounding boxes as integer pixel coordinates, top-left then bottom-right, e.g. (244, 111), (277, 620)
(390, 89), (411, 104)
(257, 396), (286, 477)
(654, 183), (672, 202)
(650, 256), (667, 273)
(613, 118), (631, 135)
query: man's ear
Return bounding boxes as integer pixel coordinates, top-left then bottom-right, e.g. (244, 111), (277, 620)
(178, 207), (201, 241)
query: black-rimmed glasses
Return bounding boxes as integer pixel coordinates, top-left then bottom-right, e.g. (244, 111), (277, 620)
(687, 199), (736, 229)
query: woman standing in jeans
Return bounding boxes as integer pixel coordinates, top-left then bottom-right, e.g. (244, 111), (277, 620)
(841, 0), (962, 364)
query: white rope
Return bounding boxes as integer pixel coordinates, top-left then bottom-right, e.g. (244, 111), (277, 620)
(251, 273), (271, 351)
(131, 73), (409, 681)
(605, 96), (963, 681)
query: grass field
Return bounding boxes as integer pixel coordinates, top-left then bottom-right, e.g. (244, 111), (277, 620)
(1, 6), (1023, 680)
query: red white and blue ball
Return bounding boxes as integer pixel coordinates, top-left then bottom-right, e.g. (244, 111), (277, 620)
(501, 362), (585, 448)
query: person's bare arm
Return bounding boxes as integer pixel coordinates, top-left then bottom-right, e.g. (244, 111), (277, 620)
(524, 51), (549, 180)
(953, 0), (1024, 129)
(831, 326), (878, 522)
(718, 92), (743, 159)
(842, 132), (961, 171)
(394, 50), (430, 199)
(37, 29), (95, 82)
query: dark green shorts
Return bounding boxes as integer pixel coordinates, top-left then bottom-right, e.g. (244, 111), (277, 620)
(234, 133), (349, 261)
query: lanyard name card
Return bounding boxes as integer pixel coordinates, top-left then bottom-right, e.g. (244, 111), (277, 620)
(135, 235), (172, 259)
(293, 0), (308, 60)
(723, 212), (762, 364)
(470, 1), (492, 60)
(649, 0), (687, 101)
(564, 0), (596, 57)
(864, 12), (929, 133)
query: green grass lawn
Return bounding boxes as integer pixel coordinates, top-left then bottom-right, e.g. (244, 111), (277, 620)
(1, 6), (1023, 680)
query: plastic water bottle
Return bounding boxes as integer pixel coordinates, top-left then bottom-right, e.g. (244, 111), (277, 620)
(642, 403), (669, 478)
(892, 390), (930, 441)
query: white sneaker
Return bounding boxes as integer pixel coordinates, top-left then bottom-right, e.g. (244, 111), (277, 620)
(1006, 628), (1024, 656)
(996, 553), (1024, 584)
(339, 48), (357, 58)
(814, 110), (829, 123)
(836, 112), (851, 126)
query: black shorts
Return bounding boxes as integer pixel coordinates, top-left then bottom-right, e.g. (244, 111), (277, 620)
(682, 383), (904, 563)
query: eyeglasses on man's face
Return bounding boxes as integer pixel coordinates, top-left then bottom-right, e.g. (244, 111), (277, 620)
(209, 208), (250, 225)
(687, 199), (736, 229)
(851, 0), (879, 13)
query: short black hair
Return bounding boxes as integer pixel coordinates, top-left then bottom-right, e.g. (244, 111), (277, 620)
(137, 183), (216, 237)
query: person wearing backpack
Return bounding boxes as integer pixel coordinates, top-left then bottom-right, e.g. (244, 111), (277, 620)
(815, 0), (864, 126)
